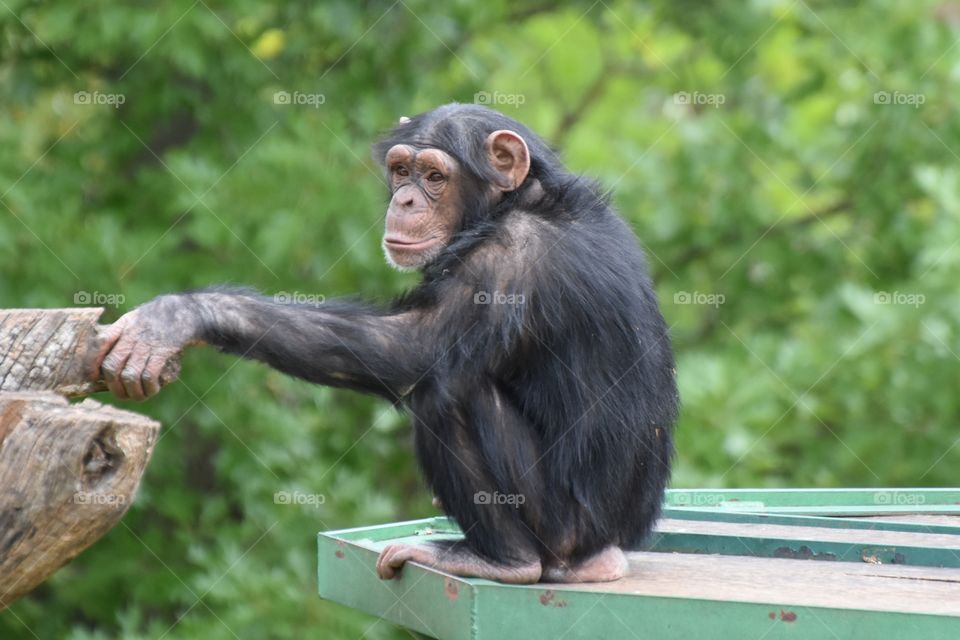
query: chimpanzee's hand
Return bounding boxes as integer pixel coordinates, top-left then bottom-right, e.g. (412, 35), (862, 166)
(92, 295), (202, 401)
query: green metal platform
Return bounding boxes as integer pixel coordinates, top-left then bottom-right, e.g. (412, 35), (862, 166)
(318, 488), (960, 639)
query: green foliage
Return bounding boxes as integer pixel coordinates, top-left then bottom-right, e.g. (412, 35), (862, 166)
(2, 0), (959, 637)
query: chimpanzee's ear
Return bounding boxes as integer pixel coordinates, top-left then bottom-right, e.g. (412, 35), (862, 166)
(485, 130), (530, 191)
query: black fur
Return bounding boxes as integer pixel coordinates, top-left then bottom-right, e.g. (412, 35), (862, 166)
(191, 103), (678, 567)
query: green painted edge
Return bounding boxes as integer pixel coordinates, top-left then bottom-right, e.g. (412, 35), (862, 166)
(321, 517), (455, 541)
(665, 488), (960, 510)
(473, 584), (960, 640)
(649, 531), (960, 567)
(670, 505), (960, 516)
(318, 529), (477, 640)
(663, 507), (960, 534)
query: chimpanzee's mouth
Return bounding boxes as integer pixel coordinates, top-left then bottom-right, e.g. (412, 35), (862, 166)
(384, 236), (439, 251)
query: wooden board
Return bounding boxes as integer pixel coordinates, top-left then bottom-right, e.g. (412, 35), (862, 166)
(563, 551), (960, 616)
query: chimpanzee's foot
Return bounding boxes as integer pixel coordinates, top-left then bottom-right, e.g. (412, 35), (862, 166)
(541, 546), (628, 583)
(376, 543), (541, 584)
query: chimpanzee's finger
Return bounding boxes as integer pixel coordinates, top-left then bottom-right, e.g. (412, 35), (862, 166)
(120, 344), (151, 401)
(90, 318), (127, 378)
(141, 353), (175, 398)
(138, 352), (183, 398)
(377, 544), (414, 579)
(376, 546), (395, 579)
(102, 336), (136, 399)
(139, 354), (160, 398)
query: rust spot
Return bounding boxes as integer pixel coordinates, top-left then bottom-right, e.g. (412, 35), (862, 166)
(773, 545), (837, 561)
(335, 550), (344, 559)
(780, 610), (797, 622)
(861, 547), (906, 565)
(539, 590), (568, 608)
(768, 612), (776, 620)
(444, 577), (459, 601)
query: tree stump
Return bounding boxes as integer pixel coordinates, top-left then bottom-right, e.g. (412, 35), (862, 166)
(0, 308), (159, 610)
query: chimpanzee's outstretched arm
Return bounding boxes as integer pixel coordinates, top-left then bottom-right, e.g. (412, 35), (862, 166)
(192, 288), (425, 397)
(93, 287), (427, 401)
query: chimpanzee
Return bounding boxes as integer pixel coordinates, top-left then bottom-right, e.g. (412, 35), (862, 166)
(93, 104), (678, 584)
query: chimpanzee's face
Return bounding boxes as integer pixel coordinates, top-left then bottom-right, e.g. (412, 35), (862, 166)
(382, 145), (463, 271)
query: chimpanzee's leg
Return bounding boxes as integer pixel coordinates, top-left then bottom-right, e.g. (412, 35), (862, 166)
(377, 380), (547, 583)
(377, 542), (541, 583)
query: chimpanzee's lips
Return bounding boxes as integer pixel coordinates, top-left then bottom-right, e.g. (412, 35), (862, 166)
(384, 236), (439, 251)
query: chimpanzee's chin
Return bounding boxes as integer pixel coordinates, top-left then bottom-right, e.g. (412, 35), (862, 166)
(383, 247), (426, 272)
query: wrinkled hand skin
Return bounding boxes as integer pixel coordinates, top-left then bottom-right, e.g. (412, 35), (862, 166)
(92, 295), (201, 401)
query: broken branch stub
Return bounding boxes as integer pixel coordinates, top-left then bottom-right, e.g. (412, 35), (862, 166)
(0, 307), (108, 395)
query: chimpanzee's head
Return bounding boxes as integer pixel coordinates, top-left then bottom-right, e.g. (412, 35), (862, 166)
(373, 104), (556, 271)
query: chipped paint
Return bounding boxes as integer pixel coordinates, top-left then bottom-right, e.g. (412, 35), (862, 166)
(444, 577), (459, 601)
(768, 609), (797, 622)
(773, 545), (837, 561)
(539, 590), (568, 608)
(860, 547), (907, 565)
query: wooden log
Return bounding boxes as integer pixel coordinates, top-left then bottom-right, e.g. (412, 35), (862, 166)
(0, 308), (107, 395)
(0, 308), (162, 610)
(0, 393), (160, 609)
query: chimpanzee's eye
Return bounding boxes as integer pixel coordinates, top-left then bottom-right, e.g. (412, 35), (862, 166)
(394, 166), (409, 177)
(427, 171), (444, 182)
